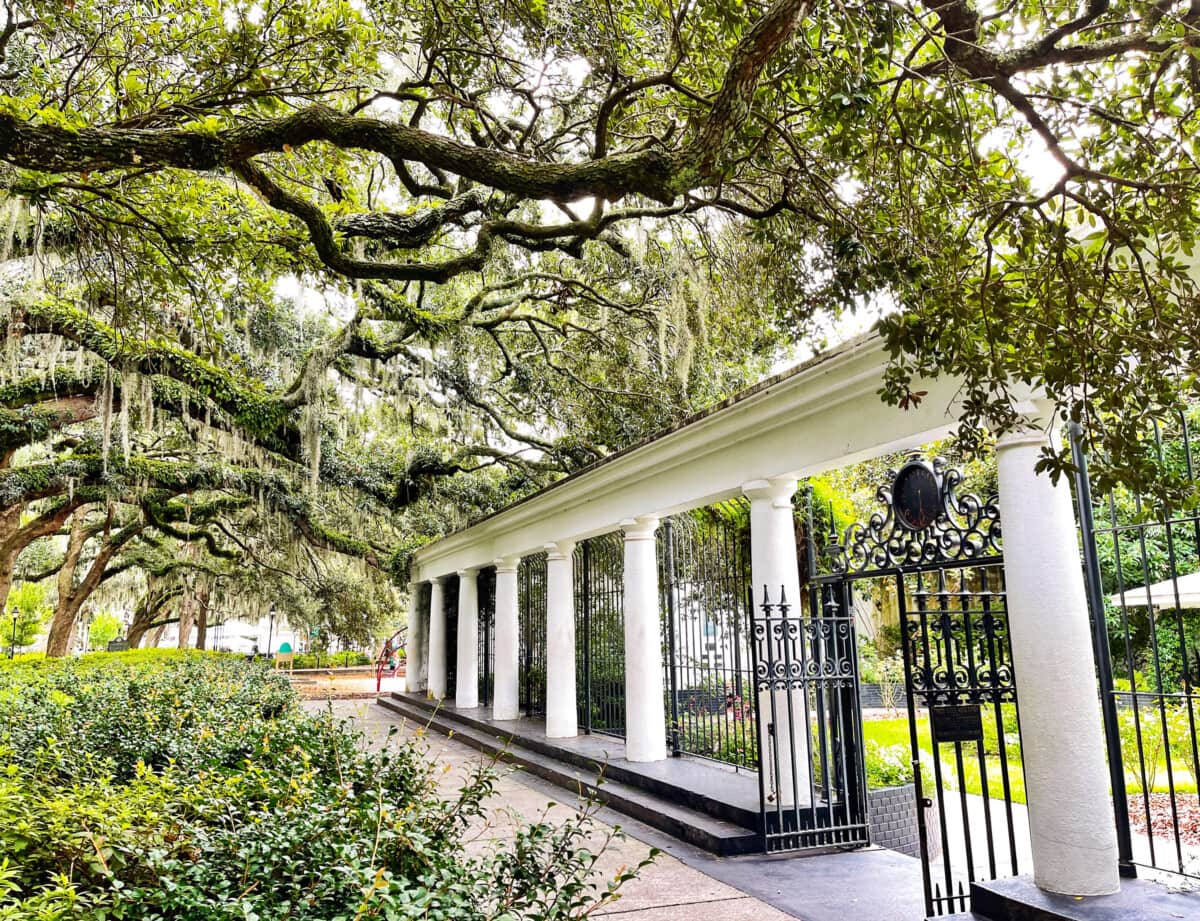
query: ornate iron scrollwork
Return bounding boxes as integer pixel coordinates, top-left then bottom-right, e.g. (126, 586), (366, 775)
(752, 587), (857, 693)
(828, 455), (1001, 574)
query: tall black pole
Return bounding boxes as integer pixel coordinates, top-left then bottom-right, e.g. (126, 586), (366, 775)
(8, 606), (17, 659)
(1069, 421), (1136, 878)
(267, 604), (276, 659)
(664, 519), (681, 756)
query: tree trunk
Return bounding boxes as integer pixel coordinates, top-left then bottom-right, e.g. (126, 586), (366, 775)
(176, 597), (194, 649)
(46, 508), (142, 657)
(45, 511), (89, 657)
(149, 623), (166, 647)
(195, 586), (210, 650)
(128, 578), (182, 648)
(0, 499), (81, 619)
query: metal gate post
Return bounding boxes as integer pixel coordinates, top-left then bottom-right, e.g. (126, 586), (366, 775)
(582, 540), (592, 735)
(664, 519), (681, 756)
(1069, 422), (1136, 878)
(521, 563), (530, 714)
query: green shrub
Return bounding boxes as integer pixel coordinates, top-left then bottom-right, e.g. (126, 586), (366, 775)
(289, 649), (372, 669)
(857, 639), (881, 684)
(865, 742), (914, 788)
(0, 650), (650, 919)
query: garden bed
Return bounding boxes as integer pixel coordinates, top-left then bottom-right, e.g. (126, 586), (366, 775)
(1128, 793), (1200, 845)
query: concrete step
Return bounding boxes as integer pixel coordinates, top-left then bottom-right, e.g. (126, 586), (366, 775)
(375, 694), (761, 856)
(386, 691), (761, 830)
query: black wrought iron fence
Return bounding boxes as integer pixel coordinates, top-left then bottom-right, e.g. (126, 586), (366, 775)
(478, 567), (496, 708)
(1073, 418), (1200, 882)
(575, 533), (625, 737)
(659, 501), (756, 770)
(442, 574), (460, 700)
(519, 553), (548, 718)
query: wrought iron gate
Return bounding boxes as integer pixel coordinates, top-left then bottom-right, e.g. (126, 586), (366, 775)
(519, 553), (548, 718)
(575, 533), (625, 737)
(1073, 417), (1200, 883)
(753, 574), (869, 851)
(819, 456), (1025, 916)
(478, 567), (496, 708)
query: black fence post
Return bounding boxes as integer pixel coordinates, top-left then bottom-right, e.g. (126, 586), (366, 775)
(1069, 421), (1137, 878)
(582, 540), (592, 735)
(664, 518), (681, 756)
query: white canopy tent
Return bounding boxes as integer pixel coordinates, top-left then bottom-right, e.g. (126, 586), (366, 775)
(1109, 571), (1200, 609)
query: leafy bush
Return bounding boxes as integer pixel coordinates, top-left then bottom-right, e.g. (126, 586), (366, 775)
(5, 582), (51, 649)
(865, 742), (914, 788)
(857, 639), (881, 684)
(0, 650), (649, 919)
(289, 650), (372, 669)
(674, 709), (758, 767)
(87, 611), (123, 650)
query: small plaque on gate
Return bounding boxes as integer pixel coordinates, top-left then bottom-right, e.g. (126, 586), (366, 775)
(930, 704), (984, 744)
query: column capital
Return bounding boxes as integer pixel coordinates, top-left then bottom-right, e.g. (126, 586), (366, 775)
(742, 476), (798, 506)
(492, 556), (520, 573)
(430, 574), (448, 585)
(457, 567), (479, 580)
(544, 540), (576, 560)
(620, 515), (659, 540)
(995, 425), (1053, 453)
(408, 580), (423, 592)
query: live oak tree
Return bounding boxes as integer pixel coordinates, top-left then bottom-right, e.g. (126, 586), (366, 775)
(0, 0), (1194, 646)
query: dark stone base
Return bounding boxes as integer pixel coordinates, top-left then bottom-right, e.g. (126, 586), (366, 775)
(868, 783), (941, 859)
(969, 875), (1200, 921)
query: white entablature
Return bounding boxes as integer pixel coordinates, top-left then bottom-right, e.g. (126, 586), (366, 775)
(410, 332), (1034, 581)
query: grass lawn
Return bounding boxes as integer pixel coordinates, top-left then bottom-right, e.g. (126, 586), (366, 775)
(863, 715), (1198, 805)
(863, 716), (1028, 805)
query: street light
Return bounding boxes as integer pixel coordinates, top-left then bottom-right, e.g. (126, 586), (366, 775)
(266, 604), (276, 659)
(7, 605), (17, 659)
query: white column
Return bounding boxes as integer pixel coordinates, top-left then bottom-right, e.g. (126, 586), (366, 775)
(545, 540), (577, 738)
(744, 477), (811, 808)
(427, 577), (447, 699)
(996, 428), (1120, 896)
(623, 516), (667, 762)
(456, 569), (479, 710)
(406, 582), (426, 693)
(492, 557), (521, 720)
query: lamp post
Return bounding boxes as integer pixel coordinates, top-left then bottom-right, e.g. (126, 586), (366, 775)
(7, 605), (17, 659)
(266, 604), (276, 659)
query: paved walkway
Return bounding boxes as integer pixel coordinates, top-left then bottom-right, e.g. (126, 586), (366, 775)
(310, 699), (800, 921)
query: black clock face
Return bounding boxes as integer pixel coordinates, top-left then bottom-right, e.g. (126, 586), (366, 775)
(893, 462), (941, 531)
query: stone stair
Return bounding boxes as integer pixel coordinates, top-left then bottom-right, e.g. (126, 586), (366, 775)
(375, 692), (761, 856)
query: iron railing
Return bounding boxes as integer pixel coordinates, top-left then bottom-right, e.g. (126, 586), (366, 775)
(1073, 417), (1200, 882)
(519, 553), (548, 717)
(442, 574), (460, 700)
(575, 533), (626, 737)
(659, 502), (756, 770)
(477, 566), (496, 708)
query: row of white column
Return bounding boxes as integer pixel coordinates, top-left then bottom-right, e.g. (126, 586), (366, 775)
(406, 514), (668, 760)
(403, 431), (1120, 897)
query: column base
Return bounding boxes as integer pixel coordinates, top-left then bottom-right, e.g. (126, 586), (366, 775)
(969, 875), (1191, 921)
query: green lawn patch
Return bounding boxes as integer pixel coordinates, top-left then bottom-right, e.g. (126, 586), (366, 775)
(864, 716), (1028, 805)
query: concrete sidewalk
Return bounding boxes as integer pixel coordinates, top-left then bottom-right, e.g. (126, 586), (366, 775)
(310, 699), (799, 920)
